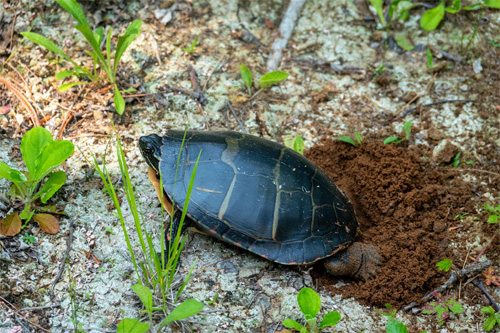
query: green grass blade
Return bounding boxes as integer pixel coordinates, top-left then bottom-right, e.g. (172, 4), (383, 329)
(21, 32), (77, 66)
(114, 85), (125, 114)
(55, 0), (89, 26)
(57, 82), (89, 92)
(113, 20), (142, 76)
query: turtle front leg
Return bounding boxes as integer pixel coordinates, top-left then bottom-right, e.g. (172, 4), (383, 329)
(323, 242), (381, 281)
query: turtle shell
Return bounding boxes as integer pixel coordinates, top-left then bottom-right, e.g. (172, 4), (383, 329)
(155, 130), (357, 265)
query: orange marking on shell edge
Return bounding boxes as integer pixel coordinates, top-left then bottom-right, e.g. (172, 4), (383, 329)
(289, 261), (296, 265)
(261, 254), (268, 259)
(234, 242), (242, 247)
(147, 167), (173, 214)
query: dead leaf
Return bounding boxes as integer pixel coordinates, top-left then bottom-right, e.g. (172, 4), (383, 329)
(0, 211), (22, 236)
(32, 213), (60, 234)
(482, 267), (500, 286)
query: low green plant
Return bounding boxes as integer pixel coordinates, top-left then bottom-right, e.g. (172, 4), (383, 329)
(283, 287), (341, 333)
(452, 152), (461, 167)
(21, 0), (142, 115)
(94, 130), (203, 331)
(336, 132), (362, 147)
(21, 232), (36, 244)
(369, 0), (387, 27)
(239, 63), (289, 96)
(376, 304), (411, 333)
(455, 212), (469, 223)
(484, 202), (500, 223)
(422, 292), (464, 325)
(384, 120), (411, 145)
(489, 39), (500, 47)
(284, 135), (305, 155)
(482, 306), (500, 331)
(436, 258), (453, 272)
(0, 127), (73, 236)
(426, 46), (434, 69)
(394, 35), (414, 51)
(420, 0), (500, 31)
(182, 36), (199, 53)
(205, 293), (219, 305)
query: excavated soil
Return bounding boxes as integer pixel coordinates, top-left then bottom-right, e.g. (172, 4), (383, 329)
(305, 140), (477, 307)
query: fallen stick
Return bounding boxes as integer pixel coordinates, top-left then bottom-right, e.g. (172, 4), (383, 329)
(423, 260), (491, 301)
(267, 0), (307, 72)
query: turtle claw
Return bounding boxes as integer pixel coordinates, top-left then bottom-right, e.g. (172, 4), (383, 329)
(323, 242), (381, 281)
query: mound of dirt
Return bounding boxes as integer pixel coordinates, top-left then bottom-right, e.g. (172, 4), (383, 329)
(305, 140), (474, 307)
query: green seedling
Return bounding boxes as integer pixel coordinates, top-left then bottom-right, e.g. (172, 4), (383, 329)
(239, 63), (289, 96)
(454, 212), (469, 223)
(336, 132), (362, 147)
(205, 293), (219, 305)
(283, 287), (341, 333)
(21, 0), (142, 114)
(484, 202), (500, 224)
(239, 64), (252, 95)
(376, 304), (410, 333)
(21, 232), (36, 244)
(489, 39), (500, 47)
(482, 306), (500, 331)
(420, 0), (500, 31)
(182, 36), (199, 54)
(374, 63), (388, 76)
(422, 292), (464, 325)
(452, 152), (461, 167)
(394, 35), (414, 51)
(426, 46), (434, 69)
(369, 0), (387, 27)
(384, 120), (411, 145)
(94, 129), (203, 331)
(0, 127), (73, 236)
(436, 258), (453, 272)
(284, 135), (305, 155)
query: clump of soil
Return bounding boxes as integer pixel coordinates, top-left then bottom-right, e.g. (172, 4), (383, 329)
(305, 140), (474, 307)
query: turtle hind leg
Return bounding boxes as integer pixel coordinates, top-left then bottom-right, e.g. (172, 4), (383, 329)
(323, 242), (381, 281)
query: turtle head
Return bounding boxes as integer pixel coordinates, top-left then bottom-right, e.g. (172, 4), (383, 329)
(139, 134), (162, 173)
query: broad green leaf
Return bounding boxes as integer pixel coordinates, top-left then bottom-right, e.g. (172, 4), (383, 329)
(481, 306), (495, 314)
(20, 32), (76, 66)
(384, 136), (399, 144)
(34, 140), (74, 180)
(55, 0), (89, 26)
(402, 120), (412, 138)
(394, 35), (414, 51)
(449, 301), (464, 314)
(391, 1), (413, 20)
(369, 0), (387, 26)
(386, 317), (409, 333)
(114, 85), (125, 115)
(283, 319), (305, 330)
(161, 299), (204, 324)
(21, 127), (53, 177)
(0, 212), (22, 236)
(297, 287), (321, 320)
(483, 316), (496, 331)
(445, 0), (461, 13)
(485, 0), (500, 8)
(116, 318), (149, 333)
(94, 26), (104, 45)
(0, 162), (27, 182)
(420, 2), (445, 31)
(336, 136), (357, 147)
(33, 213), (60, 234)
(292, 135), (305, 155)
(239, 64), (252, 95)
(114, 20), (142, 75)
(38, 171), (66, 203)
(259, 71), (289, 89)
(436, 258), (453, 272)
(131, 284), (153, 314)
(56, 70), (77, 80)
(106, 28), (113, 70)
(319, 311), (341, 328)
(487, 215), (499, 223)
(57, 82), (89, 92)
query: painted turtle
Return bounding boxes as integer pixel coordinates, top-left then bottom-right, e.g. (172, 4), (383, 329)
(139, 130), (380, 280)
